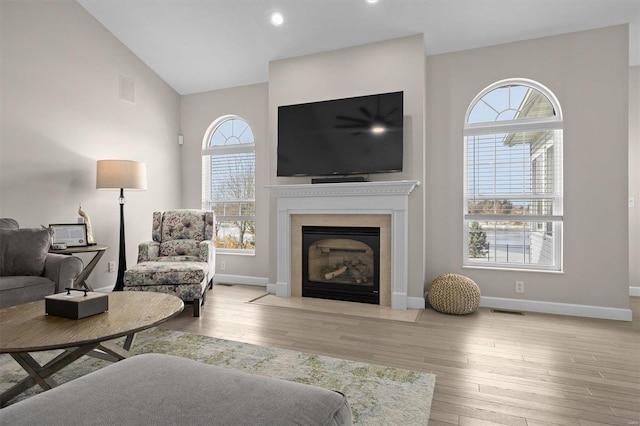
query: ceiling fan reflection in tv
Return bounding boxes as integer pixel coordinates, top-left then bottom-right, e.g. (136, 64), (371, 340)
(335, 99), (402, 136)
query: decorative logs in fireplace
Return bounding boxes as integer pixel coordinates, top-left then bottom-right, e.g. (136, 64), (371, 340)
(302, 226), (380, 304)
(323, 265), (347, 281)
(321, 256), (370, 284)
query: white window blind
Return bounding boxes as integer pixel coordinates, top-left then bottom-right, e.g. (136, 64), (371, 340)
(464, 80), (563, 270)
(202, 116), (256, 252)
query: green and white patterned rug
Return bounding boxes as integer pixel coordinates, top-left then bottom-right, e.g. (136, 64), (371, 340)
(0, 328), (435, 425)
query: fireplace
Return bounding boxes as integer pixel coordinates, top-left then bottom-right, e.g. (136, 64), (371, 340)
(266, 180), (420, 309)
(302, 226), (380, 304)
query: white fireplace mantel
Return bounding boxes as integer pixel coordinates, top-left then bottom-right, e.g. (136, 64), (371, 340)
(266, 180), (420, 309)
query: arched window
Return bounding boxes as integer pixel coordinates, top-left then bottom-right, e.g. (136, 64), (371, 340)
(464, 79), (563, 270)
(202, 115), (255, 253)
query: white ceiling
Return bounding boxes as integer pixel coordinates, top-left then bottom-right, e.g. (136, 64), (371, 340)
(77, 0), (640, 95)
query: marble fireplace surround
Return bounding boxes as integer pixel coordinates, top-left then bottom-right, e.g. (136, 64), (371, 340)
(266, 180), (420, 310)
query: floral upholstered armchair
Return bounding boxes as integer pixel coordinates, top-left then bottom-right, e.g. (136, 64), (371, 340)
(123, 210), (216, 317)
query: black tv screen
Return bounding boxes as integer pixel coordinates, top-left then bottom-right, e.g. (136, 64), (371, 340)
(277, 91), (403, 177)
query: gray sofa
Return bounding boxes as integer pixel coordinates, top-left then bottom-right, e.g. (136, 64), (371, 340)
(0, 353), (353, 425)
(0, 218), (83, 308)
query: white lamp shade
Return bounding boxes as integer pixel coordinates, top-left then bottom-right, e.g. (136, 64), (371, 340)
(96, 160), (148, 190)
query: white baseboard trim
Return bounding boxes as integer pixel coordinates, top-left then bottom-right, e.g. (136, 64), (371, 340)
(213, 274), (269, 287)
(407, 296), (426, 310)
(630, 286), (640, 297)
(265, 282), (292, 297)
(480, 296), (632, 322)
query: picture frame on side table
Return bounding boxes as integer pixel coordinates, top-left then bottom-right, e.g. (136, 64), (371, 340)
(49, 223), (88, 248)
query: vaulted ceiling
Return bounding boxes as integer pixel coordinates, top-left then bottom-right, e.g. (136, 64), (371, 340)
(77, 0), (640, 95)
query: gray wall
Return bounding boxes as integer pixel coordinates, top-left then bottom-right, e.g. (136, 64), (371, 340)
(630, 65), (640, 292)
(425, 25), (630, 310)
(180, 83), (269, 280)
(0, 0), (181, 289)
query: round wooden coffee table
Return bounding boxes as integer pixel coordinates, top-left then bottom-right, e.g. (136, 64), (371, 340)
(0, 292), (184, 405)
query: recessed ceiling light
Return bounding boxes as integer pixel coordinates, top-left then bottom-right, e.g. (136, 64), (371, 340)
(366, 0), (379, 4)
(270, 11), (284, 26)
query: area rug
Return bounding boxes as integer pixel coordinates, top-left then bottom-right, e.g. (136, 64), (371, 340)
(0, 328), (435, 425)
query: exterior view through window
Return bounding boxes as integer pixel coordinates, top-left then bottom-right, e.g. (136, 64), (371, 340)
(202, 115), (255, 253)
(464, 79), (563, 270)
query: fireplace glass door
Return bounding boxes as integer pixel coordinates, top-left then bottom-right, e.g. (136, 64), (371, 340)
(302, 226), (380, 304)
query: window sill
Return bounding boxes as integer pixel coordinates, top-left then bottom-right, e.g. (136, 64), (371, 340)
(216, 249), (255, 256)
(462, 264), (564, 274)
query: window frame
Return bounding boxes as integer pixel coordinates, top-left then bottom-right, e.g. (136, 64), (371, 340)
(202, 115), (256, 255)
(463, 78), (563, 272)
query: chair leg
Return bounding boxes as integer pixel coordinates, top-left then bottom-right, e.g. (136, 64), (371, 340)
(193, 297), (201, 317)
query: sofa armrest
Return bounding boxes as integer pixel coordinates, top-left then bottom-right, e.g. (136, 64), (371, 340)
(199, 240), (216, 279)
(43, 253), (84, 293)
(138, 241), (160, 262)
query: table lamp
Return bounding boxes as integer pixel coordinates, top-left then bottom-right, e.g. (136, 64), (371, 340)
(96, 160), (147, 291)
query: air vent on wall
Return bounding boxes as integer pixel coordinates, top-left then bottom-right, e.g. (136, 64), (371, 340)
(119, 76), (136, 103)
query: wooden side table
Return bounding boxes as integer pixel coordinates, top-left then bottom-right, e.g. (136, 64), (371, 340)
(49, 245), (109, 291)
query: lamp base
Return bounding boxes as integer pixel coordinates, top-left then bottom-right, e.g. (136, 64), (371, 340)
(113, 188), (127, 292)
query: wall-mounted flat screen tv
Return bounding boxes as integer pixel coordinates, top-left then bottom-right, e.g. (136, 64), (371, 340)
(277, 91), (403, 177)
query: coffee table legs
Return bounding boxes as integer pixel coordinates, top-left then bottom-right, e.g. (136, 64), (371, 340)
(88, 333), (136, 362)
(1, 333), (136, 406)
(1, 343), (100, 406)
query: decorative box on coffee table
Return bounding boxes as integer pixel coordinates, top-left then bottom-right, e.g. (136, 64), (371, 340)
(45, 290), (108, 319)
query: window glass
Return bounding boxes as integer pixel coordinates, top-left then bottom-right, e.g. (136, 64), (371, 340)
(202, 116), (256, 252)
(464, 80), (562, 270)
(467, 84), (555, 124)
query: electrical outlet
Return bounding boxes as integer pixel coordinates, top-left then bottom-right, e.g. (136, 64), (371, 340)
(220, 261), (226, 271)
(515, 280), (525, 294)
(108, 261), (116, 272)
(630, 197), (636, 208)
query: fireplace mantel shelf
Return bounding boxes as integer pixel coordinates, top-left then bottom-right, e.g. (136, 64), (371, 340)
(267, 180), (421, 310)
(265, 180), (420, 198)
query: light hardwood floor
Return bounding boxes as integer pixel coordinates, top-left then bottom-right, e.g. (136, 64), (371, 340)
(160, 285), (640, 426)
